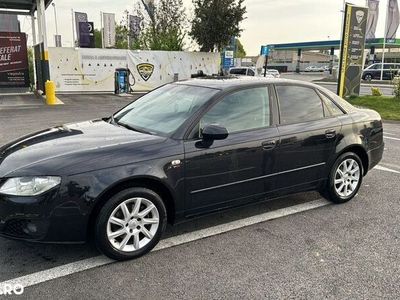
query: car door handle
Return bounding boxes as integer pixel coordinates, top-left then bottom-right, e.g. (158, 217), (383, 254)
(262, 140), (277, 150)
(325, 129), (336, 139)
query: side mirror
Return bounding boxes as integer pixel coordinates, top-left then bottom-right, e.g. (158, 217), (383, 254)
(202, 124), (229, 141)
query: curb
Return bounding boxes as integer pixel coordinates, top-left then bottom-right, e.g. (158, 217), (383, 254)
(42, 95), (64, 105)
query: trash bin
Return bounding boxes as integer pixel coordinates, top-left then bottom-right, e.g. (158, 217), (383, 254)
(115, 68), (130, 94)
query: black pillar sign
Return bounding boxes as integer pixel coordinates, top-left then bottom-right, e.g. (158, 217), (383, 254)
(338, 4), (368, 98)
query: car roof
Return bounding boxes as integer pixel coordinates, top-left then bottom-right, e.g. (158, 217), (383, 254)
(174, 76), (355, 114)
(370, 63), (400, 65)
(175, 76), (316, 90)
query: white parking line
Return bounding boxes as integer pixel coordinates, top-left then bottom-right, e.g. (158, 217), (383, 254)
(374, 165), (400, 174)
(384, 132), (397, 136)
(0, 199), (330, 289)
(384, 136), (400, 141)
(379, 162), (400, 170)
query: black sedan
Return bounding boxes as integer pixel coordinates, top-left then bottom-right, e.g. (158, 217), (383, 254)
(0, 77), (384, 260)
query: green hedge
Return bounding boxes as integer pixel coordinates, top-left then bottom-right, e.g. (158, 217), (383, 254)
(347, 96), (400, 121)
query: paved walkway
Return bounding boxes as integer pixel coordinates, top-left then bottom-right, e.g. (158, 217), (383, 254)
(0, 93), (44, 109)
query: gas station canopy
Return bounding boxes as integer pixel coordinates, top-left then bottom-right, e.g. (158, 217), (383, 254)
(0, 0), (53, 15)
(262, 38), (400, 53)
(0, 0), (53, 92)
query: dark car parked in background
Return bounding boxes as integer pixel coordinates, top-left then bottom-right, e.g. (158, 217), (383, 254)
(0, 77), (384, 260)
(362, 63), (400, 80)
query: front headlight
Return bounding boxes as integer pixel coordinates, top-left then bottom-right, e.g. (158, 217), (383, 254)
(0, 177), (61, 196)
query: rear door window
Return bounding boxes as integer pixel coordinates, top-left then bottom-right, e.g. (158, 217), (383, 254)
(276, 85), (324, 124)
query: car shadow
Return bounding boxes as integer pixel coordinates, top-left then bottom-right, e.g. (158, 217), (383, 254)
(0, 191), (321, 282)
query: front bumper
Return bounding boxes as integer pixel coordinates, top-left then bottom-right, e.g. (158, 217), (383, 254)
(0, 186), (88, 243)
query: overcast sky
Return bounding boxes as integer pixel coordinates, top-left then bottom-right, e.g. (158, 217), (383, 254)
(18, 0), (391, 55)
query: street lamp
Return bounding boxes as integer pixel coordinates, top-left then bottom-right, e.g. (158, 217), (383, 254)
(52, 2), (61, 47)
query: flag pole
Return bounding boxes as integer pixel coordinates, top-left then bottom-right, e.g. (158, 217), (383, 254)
(337, 0), (347, 95)
(127, 11), (130, 50)
(100, 11), (104, 48)
(381, 0), (389, 81)
(71, 9), (76, 47)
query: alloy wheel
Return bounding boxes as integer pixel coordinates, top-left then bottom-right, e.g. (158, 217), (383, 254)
(334, 158), (361, 198)
(106, 197), (160, 252)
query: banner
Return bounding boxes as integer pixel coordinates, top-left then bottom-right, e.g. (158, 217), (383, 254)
(366, 0), (380, 40)
(48, 48), (220, 92)
(386, 0), (400, 41)
(0, 32), (29, 87)
(103, 13), (116, 48)
(338, 4), (368, 98)
(79, 22), (95, 48)
(129, 15), (141, 38)
(74, 12), (88, 43)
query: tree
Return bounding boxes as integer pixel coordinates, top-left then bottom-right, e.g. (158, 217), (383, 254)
(93, 26), (127, 49)
(115, 24), (129, 49)
(136, 0), (187, 51)
(93, 27), (125, 49)
(114, 10), (140, 50)
(235, 39), (246, 58)
(190, 0), (246, 52)
(94, 29), (102, 48)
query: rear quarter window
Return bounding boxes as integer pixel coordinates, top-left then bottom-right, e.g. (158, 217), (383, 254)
(318, 92), (344, 117)
(316, 86), (355, 113)
(247, 69), (255, 76)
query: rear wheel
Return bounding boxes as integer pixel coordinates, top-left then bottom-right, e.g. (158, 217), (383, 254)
(364, 73), (373, 81)
(321, 152), (363, 204)
(95, 187), (167, 261)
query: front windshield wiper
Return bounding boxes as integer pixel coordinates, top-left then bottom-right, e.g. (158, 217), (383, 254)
(117, 121), (153, 135)
(108, 112), (153, 135)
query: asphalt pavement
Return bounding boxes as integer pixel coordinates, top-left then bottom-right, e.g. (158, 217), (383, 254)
(0, 92), (399, 299)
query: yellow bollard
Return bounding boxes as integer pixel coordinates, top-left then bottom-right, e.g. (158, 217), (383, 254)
(45, 80), (56, 105)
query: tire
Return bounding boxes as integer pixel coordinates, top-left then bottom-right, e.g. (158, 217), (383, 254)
(321, 152), (364, 204)
(95, 187), (167, 261)
(364, 74), (372, 81)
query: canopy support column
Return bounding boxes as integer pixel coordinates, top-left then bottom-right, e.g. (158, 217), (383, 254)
(296, 49), (302, 73)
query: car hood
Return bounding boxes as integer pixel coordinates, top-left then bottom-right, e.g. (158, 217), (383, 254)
(0, 120), (168, 177)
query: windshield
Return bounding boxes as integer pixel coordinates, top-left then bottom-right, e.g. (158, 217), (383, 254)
(114, 84), (219, 136)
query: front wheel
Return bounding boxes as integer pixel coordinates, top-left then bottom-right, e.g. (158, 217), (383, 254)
(95, 187), (167, 261)
(321, 152), (363, 204)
